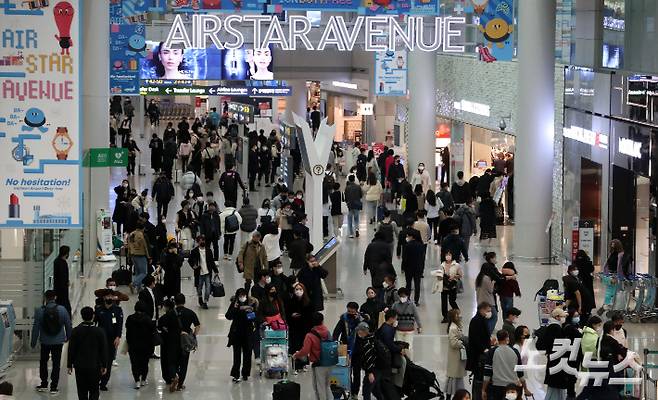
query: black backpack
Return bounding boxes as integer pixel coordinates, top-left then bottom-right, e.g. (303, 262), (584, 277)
(378, 222), (395, 243)
(225, 210), (239, 233)
(42, 305), (62, 336)
(535, 279), (560, 300)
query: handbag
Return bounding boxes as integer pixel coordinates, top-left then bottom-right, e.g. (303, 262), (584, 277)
(265, 314), (287, 330)
(340, 201), (349, 215)
(153, 331), (163, 347)
(460, 347), (468, 361)
(210, 274), (225, 297)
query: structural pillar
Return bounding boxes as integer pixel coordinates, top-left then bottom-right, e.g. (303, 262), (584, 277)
(513, 0), (556, 259)
(407, 50), (437, 183)
(82, 0), (110, 262)
(286, 80), (308, 121)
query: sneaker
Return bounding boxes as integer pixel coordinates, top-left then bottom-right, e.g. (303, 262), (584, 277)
(227, 256), (232, 261)
(232, 377), (241, 383)
(49, 388), (59, 395)
(349, 235), (354, 238)
(355, 230), (360, 237)
(99, 386), (108, 391)
(134, 382), (141, 390)
(223, 255), (228, 260)
(112, 360), (119, 367)
(202, 303), (209, 310)
(140, 379), (149, 386)
(35, 385), (48, 392)
(177, 384), (186, 391)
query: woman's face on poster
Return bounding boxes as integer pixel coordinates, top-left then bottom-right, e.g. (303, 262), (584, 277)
(252, 48), (272, 71)
(159, 45), (184, 74)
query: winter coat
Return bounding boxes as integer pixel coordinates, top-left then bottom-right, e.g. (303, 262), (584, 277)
(365, 182), (383, 202)
(344, 182), (363, 210)
(296, 265), (329, 311)
(478, 197), (497, 237)
(451, 180), (472, 204)
(391, 300), (421, 331)
(447, 323), (467, 378)
(466, 313), (490, 372)
(152, 178), (175, 203)
(454, 204), (477, 237)
(225, 296), (258, 347)
(237, 241), (267, 281)
(125, 311), (155, 355)
(238, 205), (258, 232)
(360, 298), (384, 333)
(401, 239), (426, 275)
(286, 295), (314, 353)
(542, 322), (571, 388)
(363, 239), (394, 288)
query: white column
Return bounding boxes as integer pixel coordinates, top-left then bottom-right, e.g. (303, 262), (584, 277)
(286, 80), (307, 120)
(82, 0), (110, 261)
(513, 0), (556, 259)
(407, 50), (437, 181)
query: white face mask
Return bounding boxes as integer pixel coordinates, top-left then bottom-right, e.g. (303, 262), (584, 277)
(505, 393), (517, 400)
(294, 290), (304, 297)
(108, 285), (117, 291)
(484, 311), (493, 319)
(445, 256), (452, 263)
(392, 320), (399, 328)
(382, 282), (389, 289)
(274, 267), (283, 275)
(570, 270), (579, 277)
(418, 167), (424, 172)
(399, 296), (408, 303)
(265, 277), (271, 284)
(238, 296), (247, 303)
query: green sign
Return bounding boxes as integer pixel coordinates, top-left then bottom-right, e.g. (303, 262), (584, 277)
(84, 148), (128, 167)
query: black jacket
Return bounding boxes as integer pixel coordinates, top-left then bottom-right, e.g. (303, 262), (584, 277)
(161, 250), (184, 298)
(388, 163), (405, 182)
(95, 304), (123, 342)
(604, 251), (632, 277)
(219, 170), (245, 196)
(440, 233), (468, 262)
(152, 177), (175, 203)
(352, 334), (377, 372)
(451, 181), (472, 204)
(248, 149), (259, 172)
(296, 265), (329, 312)
(363, 239), (393, 287)
(125, 311), (155, 354)
(288, 238), (313, 270)
(67, 322), (108, 370)
(542, 322), (570, 388)
(466, 314), (490, 371)
(138, 287), (163, 320)
(401, 239), (426, 275)
(199, 210), (221, 239)
(476, 173), (494, 197)
(225, 297), (258, 346)
(360, 298), (384, 333)
(53, 258), (69, 301)
(189, 246), (218, 278)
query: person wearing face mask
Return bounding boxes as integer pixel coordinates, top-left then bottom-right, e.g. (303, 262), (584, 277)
(292, 191), (306, 215)
(501, 308), (522, 344)
(188, 235), (219, 310)
(152, 173), (175, 221)
(564, 264), (595, 328)
(160, 241), (184, 299)
(332, 302), (364, 356)
(112, 180), (131, 235)
(580, 316), (603, 370)
(387, 155), (405, 201)
(199, 201), (221, 261)
(539, 308), (570, 400)
(401, 229), (426, 306)
(53, 246), (71, 316)
(94, 293), (124, 391)
(374, 309), (403, 366)
(175, 200), (198, 254)
(563, 309), (583, 400)
(440, 251), (463, 323)
(466, 302), (494, 382)
(237, 231), (268, 293)
(258, 143), (271, 187)
(270, 260), (291, 298)
(125, 301), (155, 390)
(286, 283), (314, 372)
(475, 252), (507, 334)
(390, 287), (422, 357)
(258, 199), (276, 226)
(609, 312), (628, 348)
(410, 162), (431, 194)
(360, 287), (384, 333)
(481, 330), (526, 400)
(599, 320), (629, 393)
(446, 309), (467, 398)
(297, 255), (329, 312)
(271, 187), (289, 212)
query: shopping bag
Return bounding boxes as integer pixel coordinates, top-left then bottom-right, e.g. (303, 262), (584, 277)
(210, 274), (225, 297)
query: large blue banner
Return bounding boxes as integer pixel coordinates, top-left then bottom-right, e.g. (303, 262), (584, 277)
(171, 0), (265, 13)
(476, 0), (514, 62)
(359, 0), (438, 15)
(109, 0), (149, 95)
(268, 0), (359, 11)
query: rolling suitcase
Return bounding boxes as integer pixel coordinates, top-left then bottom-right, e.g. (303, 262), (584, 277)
(377, 205), (387, 222)
(273, 380), (300, 400)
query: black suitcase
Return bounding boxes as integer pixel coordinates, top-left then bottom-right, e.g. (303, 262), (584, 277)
(273, 380), (300, 400)
(112, 265), (132, 286)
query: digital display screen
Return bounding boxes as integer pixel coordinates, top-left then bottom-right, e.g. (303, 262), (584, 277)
(140, 42), (273, 81)
(602, 43), (624, 69)
(227, 102), (255, 124)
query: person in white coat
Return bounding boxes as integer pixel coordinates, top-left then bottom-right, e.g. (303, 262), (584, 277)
(219, 201), (243, 260)
(345, 142), (361, 176)
(410, 163), (432, 194)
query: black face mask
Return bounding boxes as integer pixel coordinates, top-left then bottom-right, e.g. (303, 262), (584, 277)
(104, 299), (113, 306)
(614, 325), (623, 331)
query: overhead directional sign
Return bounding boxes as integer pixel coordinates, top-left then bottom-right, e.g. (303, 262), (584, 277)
(139, 82), (292, 96)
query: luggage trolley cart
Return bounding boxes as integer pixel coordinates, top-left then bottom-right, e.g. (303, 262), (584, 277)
(642, 349), (658, 400)
(260, 328), (289, 379)
(537, 291), (564, 327)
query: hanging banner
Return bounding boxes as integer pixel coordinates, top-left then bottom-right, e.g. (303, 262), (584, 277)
(172, 0), (265, 13)
(475, 0), (514, 62)
(109, 0), (148, 95)
(0, 0), (82, 228)
(269, 0), (359, 12)
(360, 0), (438, 15)
(374, 50), (407, 97)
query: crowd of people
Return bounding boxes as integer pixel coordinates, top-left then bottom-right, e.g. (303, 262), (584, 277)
(18, 101), (642, 400)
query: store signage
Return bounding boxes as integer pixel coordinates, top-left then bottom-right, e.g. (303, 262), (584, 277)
(0, 0), (82, 228)
(139, 83), (292, 97)
(578, 220), (595, 260)
(375, 50), (407, 96)
(618, 138), (642, 159)
(333, 81), (358, 90)
(84, 148), (129, 168)
(453, 100), (490, 117)
(563, 125), (609, 149)
(359, 103), (374, 115)
(165, 15), (466, 52)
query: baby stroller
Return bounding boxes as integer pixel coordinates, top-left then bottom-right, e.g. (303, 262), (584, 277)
(402, 360), (445, 400)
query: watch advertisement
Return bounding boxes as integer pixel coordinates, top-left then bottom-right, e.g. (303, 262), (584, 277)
(374, 50), (407, 97)
(0, 0), (82, 228)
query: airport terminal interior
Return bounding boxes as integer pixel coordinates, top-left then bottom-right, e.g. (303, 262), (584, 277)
(1, 0), (658, 399)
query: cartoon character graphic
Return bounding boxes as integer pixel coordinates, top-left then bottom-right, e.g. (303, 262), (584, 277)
(371, 0), (394, 10)
(479, 16), (513, 48)
(471, 0), (489, 14)
(202, 0), (220, 8)
(22, 108), (48, 133)
(53, 1), (74, 55)
(125, 34), (147, 57)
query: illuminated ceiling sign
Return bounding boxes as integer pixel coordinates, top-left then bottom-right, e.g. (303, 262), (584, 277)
(165, 15), (465, 52)
(618, 138), (642, 158)
(453, 100), (490, 117)
(359, 103), (374, 115)
(563, 125), (608, 149)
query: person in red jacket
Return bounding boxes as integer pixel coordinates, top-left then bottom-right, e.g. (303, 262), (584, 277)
(293, 312), (333, 400)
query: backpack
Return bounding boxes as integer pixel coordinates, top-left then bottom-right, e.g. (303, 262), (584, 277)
(225, 210), (239, 233)
(378, 222), (395, 243)
(310, 330), (338, 367)
(41, 305), (62, 336)
(373, 338), (392, 370)
(180, 332), (198, 354)
(535, 279), (560, 300)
